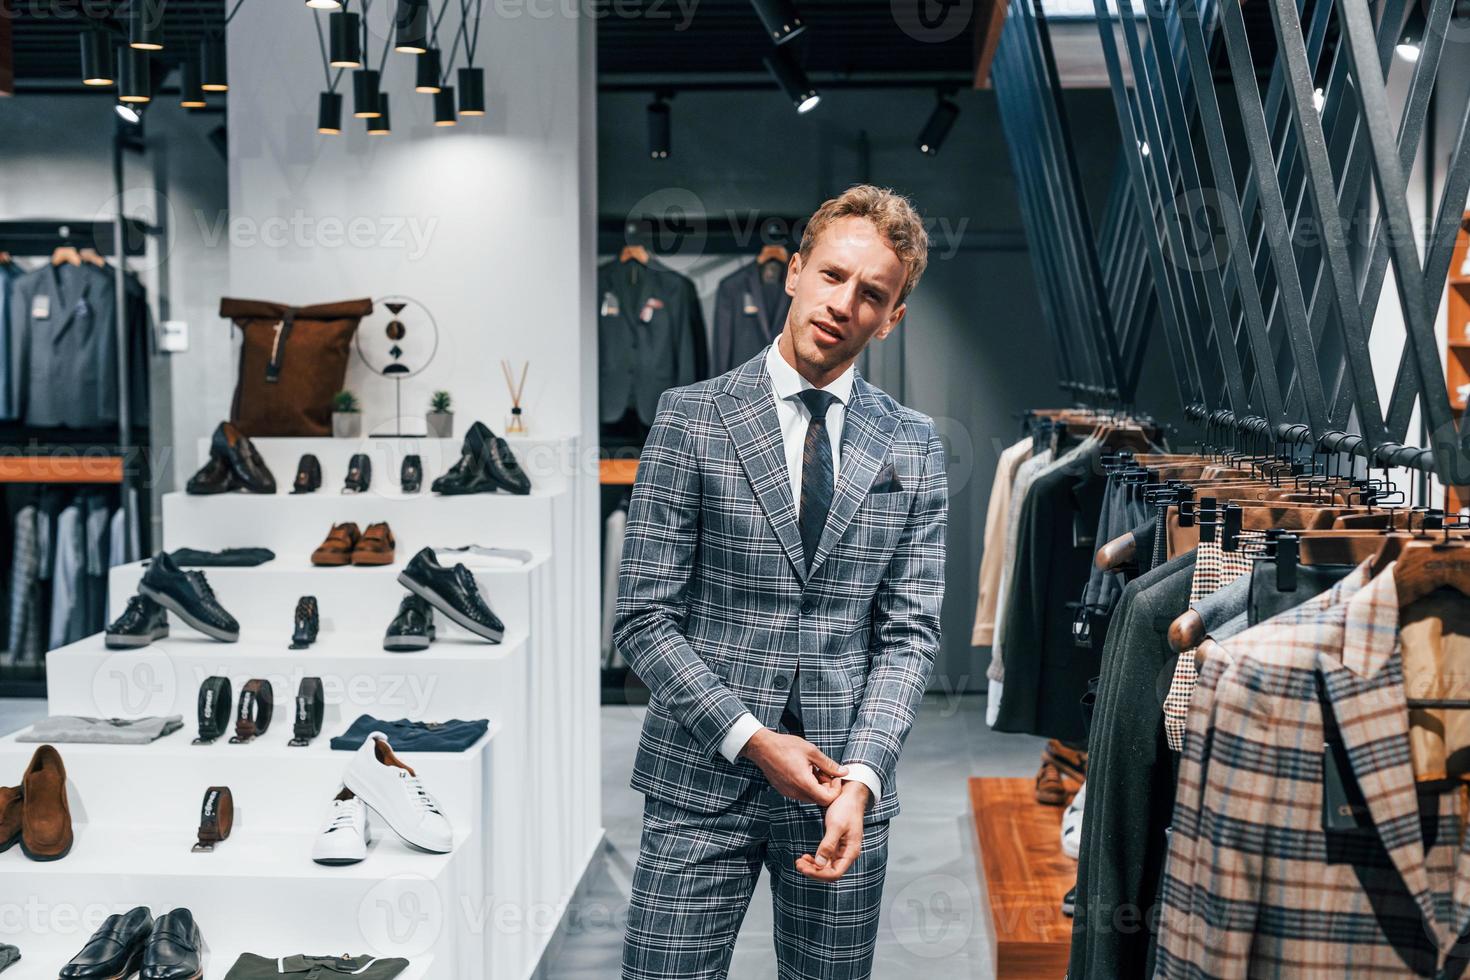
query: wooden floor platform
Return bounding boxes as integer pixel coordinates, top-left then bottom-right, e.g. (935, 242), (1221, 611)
(969, 777), (1075, 979)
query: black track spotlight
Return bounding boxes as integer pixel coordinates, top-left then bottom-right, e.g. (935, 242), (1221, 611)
(433, 87), (457, 126)
(318, 91), (343, 133)
(915, 96), (959, 156)
(393, 0), (429, 53)
(352, 68), (381, 117)
(750, 0), (805, 44)
(129, 0), (164, 51)
(368, 94), (391, 134)
(458, 67), (485, 115)
(1396, 4), (1425, 60)
(118, 47), (152, 103)
(763, 47), (819, 114)
(647, 98), (670, 159)
(115, 102), (142, 124)
(329, 12), (362, 67)
(200, 37), (228, 91)
(415, 48), (442, 93)
(179, 60), (207, 107)
(80, 28), (116, 86)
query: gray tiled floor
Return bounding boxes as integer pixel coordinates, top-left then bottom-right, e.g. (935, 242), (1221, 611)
(542, 694), (1047, 979)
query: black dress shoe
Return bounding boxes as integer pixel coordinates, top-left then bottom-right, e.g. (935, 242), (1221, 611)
(60, 905), (153, 979)
(291, 596), (320, 649)
(384, 593), (437, 651)
(139, 553), (240, 643)
(401, 454), (423, 494)
(430, 448), (500, 495)
(140, 908), (202, 980)
(343, 453), (372, 494)
(185, 455), (238, 495)
(211, 421), (276, 494)
(479, 432), (532, 495)
(397, 547), (504, 642)
(292, 453), (322, 494)
(105, 595), (169, 649)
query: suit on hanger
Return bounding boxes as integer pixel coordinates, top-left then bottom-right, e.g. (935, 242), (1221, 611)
(712, 259), (792, 375)
(9, 263), (118, 428)
(597, 257), (708, 430)
(615, 349), (947, 978)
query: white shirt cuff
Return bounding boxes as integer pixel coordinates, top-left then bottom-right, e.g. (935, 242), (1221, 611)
(841, 763), (882, 807)
(719, 712), (765, 763)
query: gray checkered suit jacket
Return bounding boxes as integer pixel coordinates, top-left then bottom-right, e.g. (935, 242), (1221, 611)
(614, 349), (947, 823)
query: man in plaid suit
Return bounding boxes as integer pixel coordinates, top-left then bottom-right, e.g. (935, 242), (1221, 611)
(615, 185), (947, 979)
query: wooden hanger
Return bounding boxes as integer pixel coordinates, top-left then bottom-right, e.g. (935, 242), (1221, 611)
(619, 245), (650, 265)
(1385, 537), (1470, 607)
(51, 246), (81, 266)
(756, 244), (789, 265)
(1094, 530), (1138, 571)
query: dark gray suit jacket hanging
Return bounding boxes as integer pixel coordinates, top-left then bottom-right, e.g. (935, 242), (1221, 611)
(597, 257), (707, 427)
(9, 263), (118, 428)
(712, 259), (791, 376)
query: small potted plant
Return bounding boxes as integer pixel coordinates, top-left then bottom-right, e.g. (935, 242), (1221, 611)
(427, 390), (454, 438)
(332, 389), (362, 438)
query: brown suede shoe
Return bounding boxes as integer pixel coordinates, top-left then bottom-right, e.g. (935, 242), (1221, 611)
(352, 522), (396, 566)
(311, 523), (361, 566)
(1035, 739), (1087, 805)
(20, 745), (72, 861)
(0, 785), (21, 852)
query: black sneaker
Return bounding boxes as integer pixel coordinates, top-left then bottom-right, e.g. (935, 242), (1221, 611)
(343, 453), (372, 494)
(396, 547), (504, 642)
(105, 595), (170, 649)
(292, 454), (322, 494)
(383, 593), (436, 651)
(291, 596), (319, 649)
(138, 552), (240, 643)
(400, 455), (423, 494)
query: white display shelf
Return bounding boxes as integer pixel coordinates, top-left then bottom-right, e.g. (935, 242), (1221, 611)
(2, 947), (439, 980)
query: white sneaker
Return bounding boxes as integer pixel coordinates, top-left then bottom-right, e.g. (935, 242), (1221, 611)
(312, 789), (371, 865)
(1061, 781), (1086, 859)
(342, 732), (454, 853)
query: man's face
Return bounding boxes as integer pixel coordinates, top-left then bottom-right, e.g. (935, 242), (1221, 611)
(783, 215), (908, 375)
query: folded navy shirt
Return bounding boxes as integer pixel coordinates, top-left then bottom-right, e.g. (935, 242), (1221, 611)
(330, 715), (489, 752)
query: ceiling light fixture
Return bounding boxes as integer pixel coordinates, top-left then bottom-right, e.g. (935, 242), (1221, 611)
(433, 87), (458, 126)
(80, 28), (116, 86)
(129, 0), (164, 51)
(749, 0), (806, 44)
(457, 67), (485, 115)
(118, 47), (153, 103)
(915, 95), (959, 156)
(394, 0), (429, 53)
(318, 91), (344, 133)
(368, 94), (391, 134)
(352, 68), (382, 117)
(763, 46), (819, 114)
(200, 37), (228, 91)
(647, 97), (670, 159)
(415, 48), (442, 93)
(329, 11), (362, 67)
(179, 60), (207, 107)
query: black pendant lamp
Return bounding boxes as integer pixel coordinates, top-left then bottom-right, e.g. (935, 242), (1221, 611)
(329, 12), (362, 67)
(200, 38), (228, 92)
(352, 69), (381, 118)
(80, 28), (116, 86)
(118, 47), (152, 103)
(457, 67), (484, 116)
(179, 60), (207, 107)
(433, 87), (457, 126)
(318, 92), (343, 134)
(129, 0), (164, 51)
(367, 94), (391, 134)
(415, 48), (442, 93)
(393, 0), (428, 53)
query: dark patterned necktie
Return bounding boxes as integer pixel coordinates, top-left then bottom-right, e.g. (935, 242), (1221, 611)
(796, 388), (838, 571)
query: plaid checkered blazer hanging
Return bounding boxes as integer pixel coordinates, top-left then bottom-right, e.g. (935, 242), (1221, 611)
(1156, 562), (1470, 979)
(613, 352), (948, 822)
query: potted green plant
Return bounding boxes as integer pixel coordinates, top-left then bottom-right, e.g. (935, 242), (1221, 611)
(332, 389), (362, 438)
(427, 390), (454, 438)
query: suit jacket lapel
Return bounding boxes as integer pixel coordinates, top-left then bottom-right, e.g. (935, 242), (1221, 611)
(807, 376), (899, 580)
(714, 359), (808, 583)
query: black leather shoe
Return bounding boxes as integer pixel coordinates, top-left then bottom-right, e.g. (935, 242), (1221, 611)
(471, 425), (532, 496)
(105, 595), (169, 649)
(291, 596), (320, 649)
(139, 553), (240, 643)
(397, 547), (504, 642)
(384, 593), (436, 651)
(292, 454), (322, 494)
(343, 453), (372, 494)
(401, 454), (423, 494)
(60, 905), (153, 979)
(211, 421), (276, 494)
(430, 447), (500, 495)
(140, 908), (202, 980)
(185, 455), (238, 495)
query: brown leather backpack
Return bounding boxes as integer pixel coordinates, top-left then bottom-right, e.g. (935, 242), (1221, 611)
(220, 297), (373, 437)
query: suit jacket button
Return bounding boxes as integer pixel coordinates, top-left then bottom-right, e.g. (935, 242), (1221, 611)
(800, 598), (816, 615)
(774, 674), (789, 690)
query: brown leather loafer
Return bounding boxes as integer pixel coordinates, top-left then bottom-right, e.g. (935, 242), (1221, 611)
(352, 522), (396, 566)
(21, 745), (72, 861)
(0, 785), (21, 852)
(311, 523), (361, 566)
(1035, 739), (1086, 806)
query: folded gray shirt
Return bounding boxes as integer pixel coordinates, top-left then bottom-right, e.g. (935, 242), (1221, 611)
(18, 715), (183, 744)
(0, 944), (19, 973)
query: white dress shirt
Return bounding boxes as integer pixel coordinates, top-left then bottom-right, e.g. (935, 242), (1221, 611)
(715, 342), (883, 806)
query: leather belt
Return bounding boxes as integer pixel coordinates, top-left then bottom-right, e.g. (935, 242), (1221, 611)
(289, 677), (325, 747)
(193, 676), (233, 745)
(192, 786), (233, 852)
(230, 678), (274, 743)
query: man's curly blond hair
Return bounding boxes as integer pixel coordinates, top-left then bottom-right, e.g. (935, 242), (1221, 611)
(799, 184), (930, 304)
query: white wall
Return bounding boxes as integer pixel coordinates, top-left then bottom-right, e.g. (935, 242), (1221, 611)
(226, 0), (595, 441)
